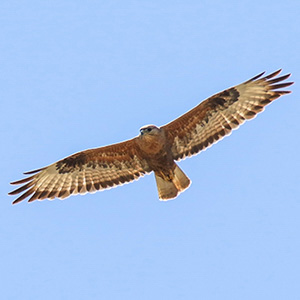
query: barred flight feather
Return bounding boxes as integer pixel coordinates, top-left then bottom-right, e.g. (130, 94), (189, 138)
(9, 139), (151, 204)
(9, 70), (293, 204)
(162, 69), (293, 161)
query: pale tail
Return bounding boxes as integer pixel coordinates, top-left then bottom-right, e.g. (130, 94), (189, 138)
(155, 164), (191, 201)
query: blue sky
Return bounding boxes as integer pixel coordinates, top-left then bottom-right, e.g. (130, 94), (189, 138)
(1, 1), (300, 299)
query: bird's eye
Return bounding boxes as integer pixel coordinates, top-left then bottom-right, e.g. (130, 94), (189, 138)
(147, 128), (152, 132)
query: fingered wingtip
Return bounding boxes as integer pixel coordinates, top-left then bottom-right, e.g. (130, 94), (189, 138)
(23, 167), (45, 175)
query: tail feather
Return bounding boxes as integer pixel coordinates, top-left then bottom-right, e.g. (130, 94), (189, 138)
(172, 164), (191, 191)
(155, 164), (191, 201)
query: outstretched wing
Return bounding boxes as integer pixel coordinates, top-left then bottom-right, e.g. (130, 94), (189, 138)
(9, 138), (150, 204)
(162, 70), (293, 161)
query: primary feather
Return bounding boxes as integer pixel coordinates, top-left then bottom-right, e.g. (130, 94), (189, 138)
(9, 70), (293, 204)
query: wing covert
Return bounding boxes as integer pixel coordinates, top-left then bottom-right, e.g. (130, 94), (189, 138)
(9, 138), (151, 204)
(162, 70), (293, 161)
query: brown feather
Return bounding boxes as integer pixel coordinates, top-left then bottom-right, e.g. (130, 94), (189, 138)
(162, 70), (293, 160)
(9, 70), (293, 204)
(10, 138), (151, 204)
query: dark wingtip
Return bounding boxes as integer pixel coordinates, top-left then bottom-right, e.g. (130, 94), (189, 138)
(12, 198), (24, 205)
(280, 90), (293, 94)
(249, 69), (292, 84)
(263, 69), (282, 80)
(11, 187), (35, 205)
(247, 71), (265, 82)
(272, 82), (294, 90)
(265, 70), (293, 94)
(24, 167), (45, 175)
(10, 175), (35, 185)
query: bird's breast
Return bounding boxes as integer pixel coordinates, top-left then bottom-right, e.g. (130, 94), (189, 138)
(137, 134), (166, 155)
(136, 133), (174, 172)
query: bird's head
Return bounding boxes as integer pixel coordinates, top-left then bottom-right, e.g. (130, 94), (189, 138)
(139, 125), (160, 136)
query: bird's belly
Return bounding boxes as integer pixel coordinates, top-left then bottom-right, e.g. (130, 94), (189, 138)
(145, 152), (174, 174)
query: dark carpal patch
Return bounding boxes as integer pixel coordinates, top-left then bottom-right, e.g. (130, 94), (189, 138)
(227, 88), (240, 103)
(213, 97), (227, 107)
(201, 88), (240, 126)
(8, 70), (293, 204)
(56, 153), (87, 174)
(217, 88), (240, 107)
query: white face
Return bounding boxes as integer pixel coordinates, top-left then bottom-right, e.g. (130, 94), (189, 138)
(139, 125), (159, 136)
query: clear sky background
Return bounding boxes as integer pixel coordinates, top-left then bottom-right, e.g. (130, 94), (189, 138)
(1, 1), (299, 299)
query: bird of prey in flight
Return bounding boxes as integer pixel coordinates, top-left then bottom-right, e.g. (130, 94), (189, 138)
(9, 69), (293, 204)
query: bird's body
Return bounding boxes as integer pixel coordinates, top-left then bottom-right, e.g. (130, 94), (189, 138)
(137, 126), (172, 174)
(9, 70), (293, 204)
(137, 125), (191, 199)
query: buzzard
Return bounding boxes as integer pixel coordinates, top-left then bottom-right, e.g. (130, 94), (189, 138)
(9, 70), (293, 204)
